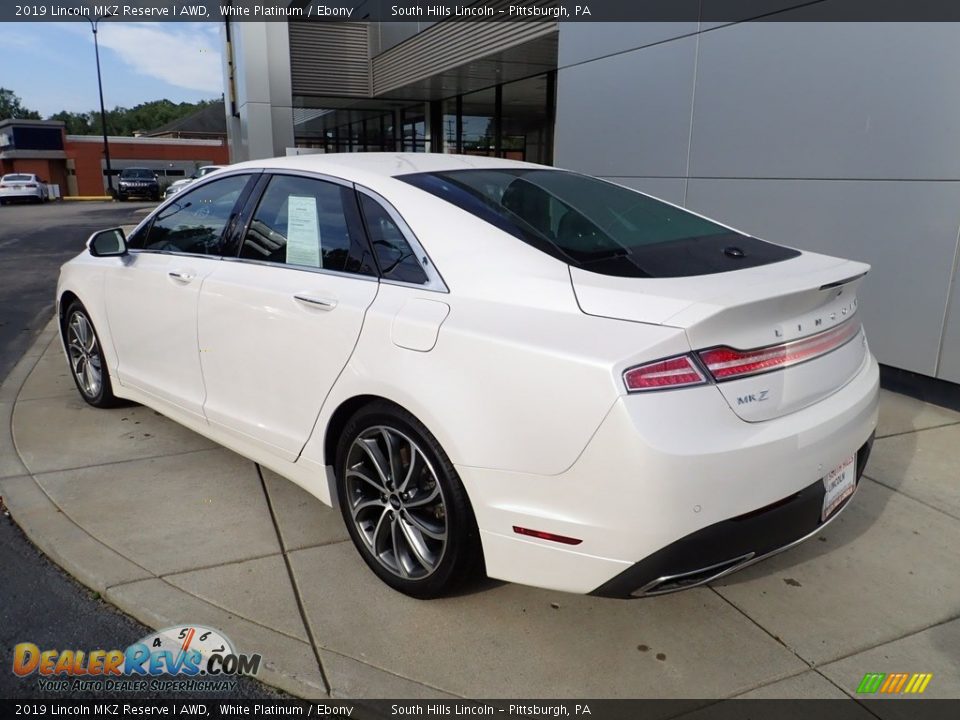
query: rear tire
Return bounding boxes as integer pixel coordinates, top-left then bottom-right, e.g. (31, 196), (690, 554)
(62, 301), (122, 408)
(336, 401), (483, 599)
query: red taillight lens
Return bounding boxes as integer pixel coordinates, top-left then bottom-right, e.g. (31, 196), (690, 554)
(699, 318), (861, 381)
(623, 354), (706, 392)
(24, 183), (37, 188)
(0, 184), (8, 189)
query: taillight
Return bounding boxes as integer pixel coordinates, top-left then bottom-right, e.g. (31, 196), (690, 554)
(623, 354), (706, 392)
(24, 183), (37, 188)
(699, 318), (862, 381)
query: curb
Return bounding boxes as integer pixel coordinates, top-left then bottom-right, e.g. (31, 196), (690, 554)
(0, 324), (327, 699)
(62, 196), (114, 202)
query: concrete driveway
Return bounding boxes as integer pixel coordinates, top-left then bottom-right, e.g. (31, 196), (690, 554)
(2, 321), (959, 700)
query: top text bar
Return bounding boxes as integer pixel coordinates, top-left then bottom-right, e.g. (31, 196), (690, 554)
(4, 0), (960, 23)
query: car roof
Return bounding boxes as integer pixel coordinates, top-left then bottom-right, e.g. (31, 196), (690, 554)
(229, 152), (547, 183)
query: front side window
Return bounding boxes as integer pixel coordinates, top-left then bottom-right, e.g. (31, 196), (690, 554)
(132, 175), (250, 255)
(239, 175), (376, 276)
(400, 169), (800, 278)
(359, 195), (428, 285)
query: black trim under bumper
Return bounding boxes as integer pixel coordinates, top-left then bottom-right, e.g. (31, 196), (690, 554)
(591, 434), (874, 598)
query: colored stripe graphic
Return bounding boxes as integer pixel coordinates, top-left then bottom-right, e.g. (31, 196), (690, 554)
(857, 672), (932, 694)
(857, 673), (885, 693)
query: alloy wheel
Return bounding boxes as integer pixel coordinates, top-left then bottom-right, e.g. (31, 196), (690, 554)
(344, 426), (448, 580)
(66, 312), (102, 398)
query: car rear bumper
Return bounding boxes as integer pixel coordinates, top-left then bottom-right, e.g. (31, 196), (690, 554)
(0, 189), (43, 200)
(459, 351), (880, 595)
(590, 433), (872, 597)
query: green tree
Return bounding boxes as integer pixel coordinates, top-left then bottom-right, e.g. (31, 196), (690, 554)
(78, 98), (219, 136)
(48, 110), (94, 135)
(0, 88), (41, 121)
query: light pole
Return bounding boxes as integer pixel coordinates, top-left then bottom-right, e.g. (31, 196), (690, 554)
(86, 12), (114, 196)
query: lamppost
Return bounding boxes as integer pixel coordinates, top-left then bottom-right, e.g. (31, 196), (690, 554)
(86, 10), (114, 196)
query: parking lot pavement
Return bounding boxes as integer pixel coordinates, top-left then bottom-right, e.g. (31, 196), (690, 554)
(2, 323), (959, 700)
(0, 200), (155, 383)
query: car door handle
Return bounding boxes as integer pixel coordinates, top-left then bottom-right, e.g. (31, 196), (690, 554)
(294, 294), (338, 310)
(168, 270), (196, 282)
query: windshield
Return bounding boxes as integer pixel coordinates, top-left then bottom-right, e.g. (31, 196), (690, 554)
(3, 174), (33, 182)
(120, 169), (156, 179)
(400, 169), (799, 277)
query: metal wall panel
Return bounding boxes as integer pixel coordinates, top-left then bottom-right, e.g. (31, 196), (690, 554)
(554, 36), (698, 178)
(289, 22), (371, 97)
(689, 23), (960, 180)
(558, 21), (697, 66)
(935, 244), (960, 384)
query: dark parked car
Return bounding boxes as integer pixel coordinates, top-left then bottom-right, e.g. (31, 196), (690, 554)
(116, 168), (160, 202)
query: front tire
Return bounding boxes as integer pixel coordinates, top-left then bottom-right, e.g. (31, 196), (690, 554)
(336, 401), (483, 599)
(63, 301), (122, 408)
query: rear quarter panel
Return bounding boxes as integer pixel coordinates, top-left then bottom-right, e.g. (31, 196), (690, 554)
(304, 281), (692, 476)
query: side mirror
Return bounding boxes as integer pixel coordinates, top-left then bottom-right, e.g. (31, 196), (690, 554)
(88, 228), (128, 257)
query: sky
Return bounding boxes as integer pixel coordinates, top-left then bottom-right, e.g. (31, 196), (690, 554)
(0, 21), (224, 117)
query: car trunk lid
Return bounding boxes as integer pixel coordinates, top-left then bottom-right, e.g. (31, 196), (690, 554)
(571, 251), (870, 421)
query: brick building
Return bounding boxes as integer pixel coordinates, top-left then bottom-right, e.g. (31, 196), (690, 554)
(0, 118), (229, 197)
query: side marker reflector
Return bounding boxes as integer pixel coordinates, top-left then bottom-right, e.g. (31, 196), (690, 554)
(513, 526), (583, 545)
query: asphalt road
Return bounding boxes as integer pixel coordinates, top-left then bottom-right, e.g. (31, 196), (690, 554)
(0, 201), (282, 700)
(0, 201), (153, 381)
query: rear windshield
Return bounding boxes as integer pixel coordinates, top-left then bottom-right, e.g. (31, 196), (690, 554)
(120, 169), (156, 179)
(400, 169), (799, 277)
(3, 174), (33, 182)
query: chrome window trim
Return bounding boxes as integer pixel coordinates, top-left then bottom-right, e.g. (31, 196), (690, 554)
(354, 185), (449, 294)
(128, 248), (222, 261)
(219, 254), (378, 283)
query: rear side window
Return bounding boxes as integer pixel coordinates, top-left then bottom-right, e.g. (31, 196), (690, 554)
(358, 195), (428, 285)
(400, 169), (799, 278)
(133, 175), (250, 255)
(239, 175), (376, 276)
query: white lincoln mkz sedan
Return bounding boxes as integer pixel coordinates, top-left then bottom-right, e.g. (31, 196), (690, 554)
(57, 153), (878, 598)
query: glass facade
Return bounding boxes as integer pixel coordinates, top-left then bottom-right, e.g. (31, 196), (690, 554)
(293, 71), (555, 164)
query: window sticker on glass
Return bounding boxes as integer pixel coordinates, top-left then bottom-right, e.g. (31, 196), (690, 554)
(285, 195), (322, 268)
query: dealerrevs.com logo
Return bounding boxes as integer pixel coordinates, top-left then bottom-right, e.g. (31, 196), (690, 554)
(12, 625), (262, 693)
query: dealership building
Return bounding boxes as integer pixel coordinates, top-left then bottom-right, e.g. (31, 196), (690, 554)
(221, 16), (960, 395)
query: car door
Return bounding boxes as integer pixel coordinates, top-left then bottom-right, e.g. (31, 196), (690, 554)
(196, 172), (381, 460)
(105, 173), (255, 419)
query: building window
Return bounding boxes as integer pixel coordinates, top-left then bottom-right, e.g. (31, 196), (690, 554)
(291, 71), (555, 164)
